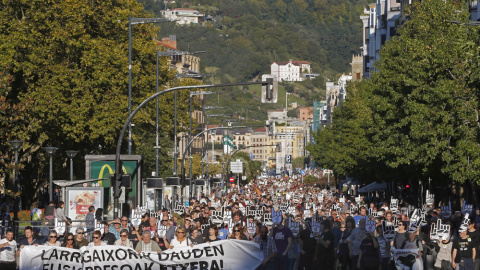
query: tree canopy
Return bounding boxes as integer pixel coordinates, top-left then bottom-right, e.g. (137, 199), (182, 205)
(308, 0), (480, 186)
(0, 0), (196, 203)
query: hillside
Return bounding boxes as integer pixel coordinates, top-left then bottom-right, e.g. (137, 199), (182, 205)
(139, 0), (368, 122)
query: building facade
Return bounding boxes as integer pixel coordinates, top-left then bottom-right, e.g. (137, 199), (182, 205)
(161, 8), (204, 25)
(298, 107), (313, 121)
(270, 60), (312, 82)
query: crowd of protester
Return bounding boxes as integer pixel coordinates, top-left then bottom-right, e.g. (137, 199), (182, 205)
(0, 176), (479, 270)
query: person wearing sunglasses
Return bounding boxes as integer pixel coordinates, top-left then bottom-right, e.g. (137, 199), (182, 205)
(392, 222), (407, 249)
(88, 230), (106, 246)
(229, 223), (248, 240)
(61, 233), (79, 249)
(43, 230), (60, 247)
(168, 227), (190, 249)
(114, 229), (133, 248)
(74, 228), (88, 248)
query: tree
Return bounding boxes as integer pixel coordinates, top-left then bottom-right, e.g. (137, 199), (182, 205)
(292, 156), (305, 170)
(0, 0), (193, 206)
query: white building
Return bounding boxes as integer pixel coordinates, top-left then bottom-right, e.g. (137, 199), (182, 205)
(271, 60), (311, 82)
(161, 8), (204, 25)
(323, 74), (352, 126)
(360, 0), (401, 78)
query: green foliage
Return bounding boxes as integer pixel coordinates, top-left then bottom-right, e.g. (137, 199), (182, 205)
(292, 156), (305, 170)
(146, 0), (367, 83)
(308, 0), (480, 186)
(0, 0), (196, 207)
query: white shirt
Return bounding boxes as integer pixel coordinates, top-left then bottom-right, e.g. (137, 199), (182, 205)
(0, 239), (17, 262)
(88, 241), (107, 246)
(169, 238), (189, 248)
(44, 242), (61, 247)
(114, 239), (133, 248)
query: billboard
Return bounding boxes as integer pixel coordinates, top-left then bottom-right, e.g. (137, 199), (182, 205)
(66, 187), (104, 221)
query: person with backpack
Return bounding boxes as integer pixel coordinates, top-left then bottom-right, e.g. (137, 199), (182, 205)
(30, 202), (42, 236)
(357, 230), (379, 270)
(397, 230), (423, 270)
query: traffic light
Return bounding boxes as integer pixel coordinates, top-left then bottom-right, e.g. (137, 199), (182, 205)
(276, 142), (282, 152)
(261, 75), (278, 103)
(112, 174), (123, 198)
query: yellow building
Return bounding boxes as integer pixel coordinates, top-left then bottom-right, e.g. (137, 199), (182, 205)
(266, 123), (309, 172)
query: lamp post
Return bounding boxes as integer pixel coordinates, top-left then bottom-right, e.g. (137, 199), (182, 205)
(65, 150), (78, 181)
(155, 50), (205, 177)
(128, 16), (172, 155)
(156, 51), (205, 176)
(189, 91), (215, 180)
(172, 72), (206, 175)
(9, 140), (23, 232)
(285, 92), (290, 174)
(204, 113), (233, 183)
(45, 147), (58, 202)
(114, 79), (275, 217)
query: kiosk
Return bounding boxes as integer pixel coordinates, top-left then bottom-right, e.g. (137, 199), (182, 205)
(144, 178), (163, 212)
(165, 177), (180, 208)
(195, 179), (206, 198)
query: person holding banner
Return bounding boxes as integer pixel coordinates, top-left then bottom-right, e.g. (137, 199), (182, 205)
(43, 230), (60, 247)
(0, 229), (17, 270)
(61, 233), (79, 249)
(74, 227), (88, 248)
(206, 225), (221, 243)
(88, 230), (106, 246)
(101, 222), (116, 245)
(135, 230), (162, 253)
(188, 227), (204, 246)
(229, 223), (248, 240)
(169, 227), (190, 248)
(114, 229), (134, 248)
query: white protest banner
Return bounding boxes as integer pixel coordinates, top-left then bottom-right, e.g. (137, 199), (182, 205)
(20, 240), (263, 270)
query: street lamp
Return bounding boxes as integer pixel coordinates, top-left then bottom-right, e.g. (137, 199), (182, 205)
(189, 91), (216, 180)
(65, 150), (78, 181)
(114, 80), (276, 217)
(157, 51), (206, 176)
(45, 147), (58, 202)
(9, 140), (23, 231)
(128, 16), (173, 155)
(285, 92), (290, 173)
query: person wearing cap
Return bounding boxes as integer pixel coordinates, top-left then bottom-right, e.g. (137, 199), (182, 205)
(453, 223), (476, 270)
(74, 227), (88, 248)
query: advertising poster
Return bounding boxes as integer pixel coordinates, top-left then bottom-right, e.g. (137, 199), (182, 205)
(66, 187), (104, 221)
(89, 160), (138, 218)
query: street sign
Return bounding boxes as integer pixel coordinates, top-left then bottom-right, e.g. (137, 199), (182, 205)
(300, 170), (306, 175)
(242, 175), (246, 180)
(231, 161), (243, 173)
(229, 177), (235, 183)
(285, 155), (292, 164)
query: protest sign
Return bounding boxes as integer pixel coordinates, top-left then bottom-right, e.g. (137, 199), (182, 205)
(20, 240), (263, 270)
